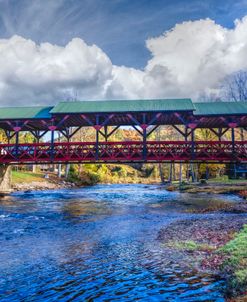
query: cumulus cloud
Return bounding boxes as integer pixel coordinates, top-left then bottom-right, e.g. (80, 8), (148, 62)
(141, 17), (247, 99)
(108, 16), (247, 100)
(105, 66), (145, 99)
(1, 16), (247, 105)
(0, 35), (112, 105)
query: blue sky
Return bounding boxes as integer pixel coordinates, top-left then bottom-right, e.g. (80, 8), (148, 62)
(0, 0), (247, 69)
(0, 0), (247, 105)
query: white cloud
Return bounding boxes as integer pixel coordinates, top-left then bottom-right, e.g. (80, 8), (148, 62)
(140, 17), (247, 99)
(108, 16), (247, 100)
(105, 66), (145, 99)
(1, 16), (247, 105)
(0, 35), (112, 105)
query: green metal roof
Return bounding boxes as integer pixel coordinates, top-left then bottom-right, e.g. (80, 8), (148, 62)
(0, 100), (246, 120)
(194, 102), (247, 116)
(51, 99), (194, 114)
(0, 106), (52, 120)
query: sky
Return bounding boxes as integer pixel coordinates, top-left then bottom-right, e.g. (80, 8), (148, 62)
(0, 0), (247, 105)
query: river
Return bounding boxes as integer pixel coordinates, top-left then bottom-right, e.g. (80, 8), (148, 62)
(0, 184), (243, 301)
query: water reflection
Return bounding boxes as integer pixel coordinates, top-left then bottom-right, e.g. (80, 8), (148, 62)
(148, 193), (233, 213)
(0, 184), (237, 301)
(62, 199), (113, 221)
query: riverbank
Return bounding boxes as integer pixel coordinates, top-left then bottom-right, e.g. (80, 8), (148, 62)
(165, 181), (247, 215)
(161, 182), (247, 299)
(167, 181), (247, 198)
(158, 216), (247, 300)
(11, 167), (160, 192)
(12, 171), (76, 192)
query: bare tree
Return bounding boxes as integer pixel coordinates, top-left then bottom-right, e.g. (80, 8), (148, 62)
(223, 70), (247, 102)
(198, 92), (222, 102)
(222, 70), (247, 141)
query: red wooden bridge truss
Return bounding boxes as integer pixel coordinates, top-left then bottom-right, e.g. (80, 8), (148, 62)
(0, 141), (246, 164)
(0, 100), (246, 164)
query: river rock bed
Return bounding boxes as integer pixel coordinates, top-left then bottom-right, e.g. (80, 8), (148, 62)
(167, 182), (247, 196)
(158, 216), (247, 249)
(12, 180), (76, 192)
(187, 200), (247, 214)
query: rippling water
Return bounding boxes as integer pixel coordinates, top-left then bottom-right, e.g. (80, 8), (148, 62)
(0, 184), (241, 301)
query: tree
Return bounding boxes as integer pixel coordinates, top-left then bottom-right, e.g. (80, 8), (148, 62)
(223, 70), (247, 102)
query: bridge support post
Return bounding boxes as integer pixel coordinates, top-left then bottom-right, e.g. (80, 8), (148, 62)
(231, 127), (235, 154)
(141, 113), (147, 161)
(231, 127), (236, 177)
(95, 115), (100, 160)
(0, 166), (12, 195)
(96, 130), (99, 160)
(142, 127), (147, 161)
(191, 128), (195, 158)
(51, 130), (55, 161)
(104, 126), (108, 142)
(189, 125), (196, 183)
(14, 128), (20, 158)
(49, 125), (56, 162)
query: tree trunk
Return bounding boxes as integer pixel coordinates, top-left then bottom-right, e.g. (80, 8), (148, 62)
(169, 162), (173, 182)
(65, 164), (70, 179)
(179, 162), (182, 184)
(58, 164), (62, 178)
(158, 163), (165, 184)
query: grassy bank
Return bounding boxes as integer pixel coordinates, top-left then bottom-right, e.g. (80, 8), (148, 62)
(158, 219), (247, 299)
(166, 228), (247, 297)
(12, 171), (45, 184)
(11, 170), (76, 191)
(219, 225), (247, 297)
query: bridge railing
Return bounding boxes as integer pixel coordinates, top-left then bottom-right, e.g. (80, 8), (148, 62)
(0, 141), (246, 164)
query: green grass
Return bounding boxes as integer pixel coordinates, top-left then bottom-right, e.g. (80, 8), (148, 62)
(219, 225), (247, 294)
(12, 171), (45, 184)
(208, 176), (247, 184)
(164, 240), (215, 251)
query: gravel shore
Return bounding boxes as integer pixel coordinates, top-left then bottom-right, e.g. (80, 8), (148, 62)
(12, 180), (77, 192)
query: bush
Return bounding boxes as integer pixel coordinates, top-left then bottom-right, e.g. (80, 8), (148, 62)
(67, 165), (101, 186)
(87, 171), (100, 185)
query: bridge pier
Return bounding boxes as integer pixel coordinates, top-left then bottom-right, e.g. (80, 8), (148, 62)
(0, 166), (12, 195)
